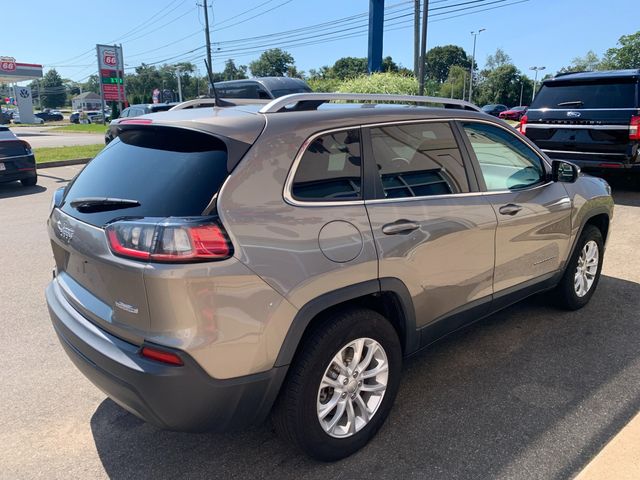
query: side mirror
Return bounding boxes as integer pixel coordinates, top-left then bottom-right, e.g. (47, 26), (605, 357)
(552, 160), (580, 183)
(50, 186), (65, 212)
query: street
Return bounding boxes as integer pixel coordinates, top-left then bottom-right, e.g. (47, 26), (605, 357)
(12, 126), (103, 148)
(1, 166), (639, 479)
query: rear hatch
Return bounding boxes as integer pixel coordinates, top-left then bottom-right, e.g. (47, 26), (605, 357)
(49, 121), (257, 343)
(0, 127), (34, 174)
(525, 78), (639, 163)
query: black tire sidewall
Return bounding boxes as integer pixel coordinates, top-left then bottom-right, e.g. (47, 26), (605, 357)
(559, 225), (604, 309)
(289, 310), (402, 461)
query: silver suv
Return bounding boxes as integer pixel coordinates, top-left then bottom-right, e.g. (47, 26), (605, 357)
(46, 93), (613, 461)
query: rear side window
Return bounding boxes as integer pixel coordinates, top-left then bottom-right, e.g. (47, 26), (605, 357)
(532, 81), (637, 109)
(368, 122), (469, 198)
(61, 127), (228, 227)
(291, 129), (362, 201)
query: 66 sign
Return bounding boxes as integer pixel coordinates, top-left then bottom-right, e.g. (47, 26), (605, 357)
(103, 50), (117, 66)
(0, 57), (16, 72)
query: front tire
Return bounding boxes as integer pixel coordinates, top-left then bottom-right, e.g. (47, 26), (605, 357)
(555, 225), (604, 310)
(272, 308), (402, 461)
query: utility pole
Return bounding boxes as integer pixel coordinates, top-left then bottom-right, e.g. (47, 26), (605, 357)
(519, 81), (524, 106)
(176, 68), (183, 102)
(413, 0), (420, 77)
(418, 0), (429, 95)
(468, 28), (485, 103)
(203, 0), (213, 92)
(530, 66), (546, 103)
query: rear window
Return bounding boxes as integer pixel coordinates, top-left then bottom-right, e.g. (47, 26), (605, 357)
(531, 80), (637, 109)
(61, 127), (228, 227)
(270, 86), (312, 98)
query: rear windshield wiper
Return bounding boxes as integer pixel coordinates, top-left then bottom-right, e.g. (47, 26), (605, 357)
(557, 100), (584, 107)
(70, 197), (141, 213)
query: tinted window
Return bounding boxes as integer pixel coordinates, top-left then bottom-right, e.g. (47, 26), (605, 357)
(369, 122), (469, 198)
(531, 81), (637, 109)
(291, 129), (361, 201)
(61, 127), (228, 227)
(270, 86), (312, 97)
(462, 122), (545, 191)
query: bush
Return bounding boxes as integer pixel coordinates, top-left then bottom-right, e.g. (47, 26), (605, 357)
(307, 77), (342, 93)
(337, 72), (419, 95)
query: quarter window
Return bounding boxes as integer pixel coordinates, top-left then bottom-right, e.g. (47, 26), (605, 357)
(368, 122), (469, 198)
(462, 122), (546, 191)
(291, 129), (362, 201)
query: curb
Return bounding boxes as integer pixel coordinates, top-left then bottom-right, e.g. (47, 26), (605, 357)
(37, 158), (92, 169)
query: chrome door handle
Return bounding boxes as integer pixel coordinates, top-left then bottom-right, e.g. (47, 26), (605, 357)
(499, 204), (523, 216)
(382, 220), (420, 235)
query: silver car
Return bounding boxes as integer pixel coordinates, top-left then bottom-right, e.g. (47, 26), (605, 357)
(46, 93), (613, 461)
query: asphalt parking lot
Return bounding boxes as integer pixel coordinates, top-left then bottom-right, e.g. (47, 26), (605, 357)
(12, 126), (103, 148)
(1, 166), (639, 480)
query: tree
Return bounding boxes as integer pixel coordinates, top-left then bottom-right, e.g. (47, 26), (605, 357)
(475, 64), (533, 106)
(485, 48), (512, 70)
(438, 65), (468, 99)
(424, 45), (471, 83)
(221, 59), (248, 81)
(41, 69), (66, 108)
(330, 57), (368, 79)
(249, 48), (295, 77)
(602, 31), (640, 69)
(559, 50), (601, 73)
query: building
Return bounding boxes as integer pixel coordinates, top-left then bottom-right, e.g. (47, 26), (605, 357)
(72, 92), (102, 111)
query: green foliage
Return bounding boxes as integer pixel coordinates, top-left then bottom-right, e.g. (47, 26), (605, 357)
(425, 45), (471, 83)
(220, 59), (248, 81)
(306, 77), (342, 92)
(438, 65), (468, 100)
(559, 50), (602, 73)
(602, 31), (640, 69)
(337, 72), (419, 95)
(485, 48), (512, 69)
(475, 64), (533, 106)
(310, 56), (400, 81)
(41, 69), (66, 108)
(249, 48), (295, 77)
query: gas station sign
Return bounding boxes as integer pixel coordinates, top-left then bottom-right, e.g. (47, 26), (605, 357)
(96, 45), (125, 104)
(0, 57), (16, 72)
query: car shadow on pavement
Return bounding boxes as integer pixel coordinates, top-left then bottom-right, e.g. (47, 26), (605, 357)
(603, 174), (639, 207)
(90, 274), (640, 480)
(0, 183), (46, 199)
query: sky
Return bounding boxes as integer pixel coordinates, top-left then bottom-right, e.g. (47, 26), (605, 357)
(3, 0), (638, 84)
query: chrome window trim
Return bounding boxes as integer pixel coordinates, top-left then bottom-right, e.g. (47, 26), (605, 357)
(283, 118), (552, 208)
(0, 154), (32, 161)
(542, 149), (627, 157)
(527, 108), (640, 112)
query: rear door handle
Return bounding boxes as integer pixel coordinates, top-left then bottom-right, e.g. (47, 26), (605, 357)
(382, 220), (420, 235)
(499, 204), (523, 216)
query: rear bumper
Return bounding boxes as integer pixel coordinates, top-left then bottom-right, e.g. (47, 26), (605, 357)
(46, 280), (287, 432)
(0, 154), (36, 183)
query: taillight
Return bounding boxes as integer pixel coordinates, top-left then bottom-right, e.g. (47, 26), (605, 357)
(20, 140), (32, 155)
(518, 115), (528, 135)
(106, 220), (231, 263)
(140, 346), (184, 366)
(630, 115), (640, 140)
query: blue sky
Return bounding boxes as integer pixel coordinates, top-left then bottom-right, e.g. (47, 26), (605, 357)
(4, 0), (638, 83)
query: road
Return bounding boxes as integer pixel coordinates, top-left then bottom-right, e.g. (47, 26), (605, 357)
(11, 126), (103, 148)
(1, 166), (639, 480)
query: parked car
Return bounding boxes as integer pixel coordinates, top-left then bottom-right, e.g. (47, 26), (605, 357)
(104, 103), (175, 143)
(35, 111), (64, 122)
(522, 69), (640, 174)
(46, 92), (613, 461)
(214, 77), (311, 99)
(481, 104), (509, 116)
(0, 126), (36, 186)
(499, 105), (528, 121)
(69, 111), (80, 124)
(11, 112), (44, 124)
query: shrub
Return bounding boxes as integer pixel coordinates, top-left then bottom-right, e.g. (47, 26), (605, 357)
(307, 77), (342, 93)
(337, 72), (419, 95)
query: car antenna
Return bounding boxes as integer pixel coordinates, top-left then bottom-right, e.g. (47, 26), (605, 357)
(204, 58), (232, 107)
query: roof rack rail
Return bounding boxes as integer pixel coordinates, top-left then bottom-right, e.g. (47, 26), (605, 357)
(169, 98), (218, 110)
(258, 93), (481, 114)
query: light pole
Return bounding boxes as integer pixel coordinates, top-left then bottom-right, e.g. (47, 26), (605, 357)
(530, 66), (546, 103)
(468, 28), (485, 103)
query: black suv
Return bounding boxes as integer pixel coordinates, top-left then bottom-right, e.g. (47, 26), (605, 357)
(522, 69), (640, 174)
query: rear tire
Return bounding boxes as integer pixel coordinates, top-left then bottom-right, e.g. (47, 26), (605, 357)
(554, 225), (603, 310)
(20, 176), (37, 187)
(272, 308), (402, 461)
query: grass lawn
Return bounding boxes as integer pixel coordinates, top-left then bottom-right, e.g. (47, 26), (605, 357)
(50, 123), (107, 134)
(34, 144), (103, 164)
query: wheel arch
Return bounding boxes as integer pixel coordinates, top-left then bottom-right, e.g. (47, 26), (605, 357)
(273, 278), (418, 368)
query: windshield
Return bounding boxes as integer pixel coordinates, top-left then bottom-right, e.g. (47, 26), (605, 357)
(61, 127), (229, 227)
(531, 80), (637, 109)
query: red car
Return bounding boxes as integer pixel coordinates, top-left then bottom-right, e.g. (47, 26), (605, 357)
(499, 106), (528, 121)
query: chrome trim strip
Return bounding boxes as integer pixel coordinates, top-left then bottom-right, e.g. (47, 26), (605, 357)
(528, 108), (640, 112)
(0, 154), (31, 161)
(542, 149), (627, 157)
(260, 93), (481, 114)
(283, 118), (552, 207)
(526, 124), (628, 130)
